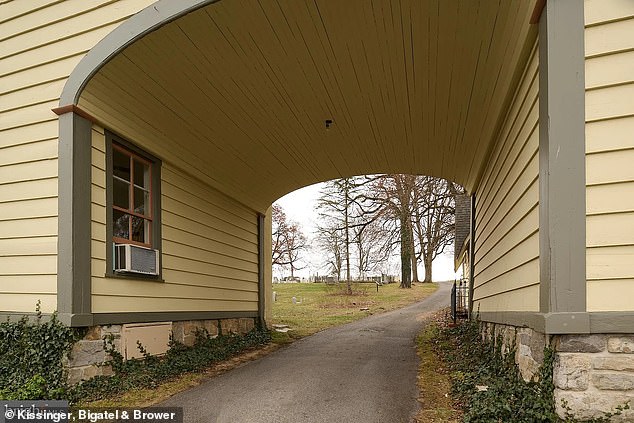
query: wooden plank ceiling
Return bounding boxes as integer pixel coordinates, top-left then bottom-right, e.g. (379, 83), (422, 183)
(79, 0), (537, 213)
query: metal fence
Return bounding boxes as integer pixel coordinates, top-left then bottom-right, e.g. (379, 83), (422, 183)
(451, 279), (469, 323)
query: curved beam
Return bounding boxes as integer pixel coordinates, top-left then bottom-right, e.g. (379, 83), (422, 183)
(59, 0), (219, 106)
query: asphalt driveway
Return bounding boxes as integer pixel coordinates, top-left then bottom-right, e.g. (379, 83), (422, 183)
(162, 281), (451, 423)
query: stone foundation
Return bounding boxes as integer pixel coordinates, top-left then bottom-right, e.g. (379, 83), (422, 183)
(481, 322), (634, 421)
(480, 322), (547, 382)
(554, 335), (634, 422)
(66, 317), (257, 385)
(66, 324), (120, 385)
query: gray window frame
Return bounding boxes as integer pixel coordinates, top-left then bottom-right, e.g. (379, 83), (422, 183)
(105, 130), (163, 281)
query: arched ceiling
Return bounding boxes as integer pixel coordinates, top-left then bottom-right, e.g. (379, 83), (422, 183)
(75, 0), (538, 212)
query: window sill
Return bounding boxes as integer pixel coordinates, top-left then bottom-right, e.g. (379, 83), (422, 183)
(104, 272), (165, 282)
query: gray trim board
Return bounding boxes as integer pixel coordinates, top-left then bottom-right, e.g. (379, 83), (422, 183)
(257, 213), (266, 329)
(5, 310), (634, 334)
(61, 313), (94, 327)
(544, 312), (591, 334)
(92, 311), (258, 326)
(0, 311), (257, 327)
(57, 111), (92, 321)
(590, 312), (634, 334)
(538, 0), (586, 314)
(60, 0), (220, 107)
(468, 194), (476, 316)
(478, 311), (546, 333)
(478, 311), (634, 335)
(479, 311), (590, 334)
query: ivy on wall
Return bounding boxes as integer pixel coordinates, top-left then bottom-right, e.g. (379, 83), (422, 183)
(0, 304), (271, 404)
(0, 304), (80, 400)
(74, 328), (271, 402)
(434, 317), (629, 423)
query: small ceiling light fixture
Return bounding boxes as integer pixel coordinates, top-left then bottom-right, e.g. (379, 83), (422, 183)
(325, 119), (333, 129)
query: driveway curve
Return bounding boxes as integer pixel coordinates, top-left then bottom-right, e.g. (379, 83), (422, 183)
(162, 281), (451, 423)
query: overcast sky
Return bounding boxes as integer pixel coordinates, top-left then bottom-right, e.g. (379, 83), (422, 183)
(274, 182), (460, 281)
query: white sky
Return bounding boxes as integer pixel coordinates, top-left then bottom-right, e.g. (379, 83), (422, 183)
(274, 182), (460, 282)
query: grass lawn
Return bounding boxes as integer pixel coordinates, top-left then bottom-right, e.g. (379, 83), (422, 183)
(271, 281), (438, 342)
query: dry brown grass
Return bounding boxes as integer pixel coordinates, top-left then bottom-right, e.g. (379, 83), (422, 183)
(413, 309), (462, 423)
(271, 282), (438, 341)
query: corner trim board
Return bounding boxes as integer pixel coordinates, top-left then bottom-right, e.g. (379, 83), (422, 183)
(538, 0), (586, 314)
(57, 112), (92, 319)
(468, 194), (476, 316)
(257, 213), (266, 328)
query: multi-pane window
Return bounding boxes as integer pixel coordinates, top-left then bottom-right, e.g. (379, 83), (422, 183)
(112, 144), (153, 246)
(105, 131), (161, 279)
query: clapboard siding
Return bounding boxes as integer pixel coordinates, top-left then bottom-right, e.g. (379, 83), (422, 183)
(585, 0), (634, 26)
(585, 1), (634, 312)
(0, 0), (154, 313)
(588, 280), (634, 312)
(90, 127), (259, 314)
(475, 285), (539, 313)
(0, 293), (57, 314)
(472, 42), (539, 313)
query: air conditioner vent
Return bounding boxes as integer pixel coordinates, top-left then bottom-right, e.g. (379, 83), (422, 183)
(114, 244), (159, 275)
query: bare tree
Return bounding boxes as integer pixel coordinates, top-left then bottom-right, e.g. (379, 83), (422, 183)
(317, 178), (368, 293)
(271, 203), (307, 277)
(315, 218), (345, 280)
(352, 219), (391, 280)
(272, 204), (288, 267)
(315, 175), (457, 287)
(363, 174), (417, 288)
(412, 177), (458, 283)
(360, 174), (460, 286)
(283, 224), (307, 278)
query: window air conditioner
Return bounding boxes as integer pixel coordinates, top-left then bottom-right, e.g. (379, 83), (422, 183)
(114, 243), (159, 276)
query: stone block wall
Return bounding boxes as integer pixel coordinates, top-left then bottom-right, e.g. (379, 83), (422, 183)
(481, 322), (634, 421)
(481, 322), (547, 382)
(172, 319), (219, 346)
(66, 317), (257, 384)
(554, 335), (634, 421)
(66, 324), (120, 385)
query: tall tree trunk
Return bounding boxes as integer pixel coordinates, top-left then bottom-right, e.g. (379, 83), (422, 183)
(344, 184), (352, 294)
(411, 254), (419, 283)
(358, 233), (364, 281)
(400, 214), (412, 288)
(411, 231), (419, 282)
(423, 253), (433, 283)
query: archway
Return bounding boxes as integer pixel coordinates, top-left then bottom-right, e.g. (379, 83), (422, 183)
(60, 0), (538, 212)
(52, 0), (543, 332)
